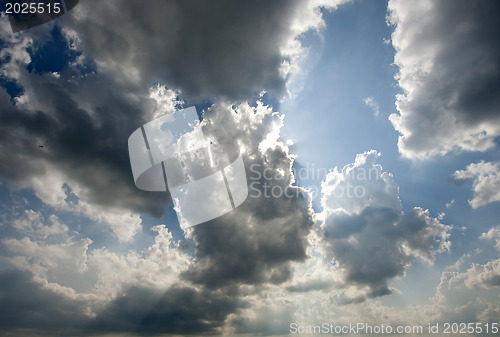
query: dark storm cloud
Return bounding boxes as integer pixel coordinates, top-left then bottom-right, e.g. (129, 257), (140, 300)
(66, 0), (308, 101)
(388, 0), (500, 158)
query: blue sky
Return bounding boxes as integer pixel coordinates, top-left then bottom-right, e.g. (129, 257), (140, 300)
(0, 0), (499, 336)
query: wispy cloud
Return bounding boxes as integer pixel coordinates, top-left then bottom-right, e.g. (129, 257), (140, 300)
(363, 96), (379, 116)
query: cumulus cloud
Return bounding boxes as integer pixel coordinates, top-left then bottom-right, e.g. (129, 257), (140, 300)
(319, 151), (451, 301)
(2, 1), (494, 335)
(452, 160), (500, 208)
(480, 227), (500, 251)
(0, 269), (93, 335)
(321, 151), (401, 214)
(280, 250), (500, 331)
(1, 205), (196, 332)
(182, 102), (315, 288)
(388, 0), (500, 159)
(430, 260), (500, 323)
(463, 260), (500, 288)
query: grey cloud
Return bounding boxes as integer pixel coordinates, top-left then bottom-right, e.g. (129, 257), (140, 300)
(0, 99), (317, 333)
(0, 269), (243, 336)
(320, 152), (451, 300)
(90, 285), (243, 335)
(322, 206), (451, 299)
(0, 0), (336, 219)
(182, 103), (315, 288)
(0, 70), (170, 217)
(388, 0), (500, 159)
(0, 269), (90, 336)
(66, 0), (314, 101)
(323, 207), (409, 296)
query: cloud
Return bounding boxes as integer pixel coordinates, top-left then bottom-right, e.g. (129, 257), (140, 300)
(0, 205), (198, 334)
(0, 269), (92, 335)
(90, 285), (243, 335)
(452, 160), (500, 208)
(480, 226), (500, 251)
(319, 151), (451, 301)
(0, 73), (171, 219)
(230, 294), (296, 336)
(0, 17), (320, 328)
(63, 0), (346, 101)
(463, 260), (500, 288)
(363, 97), (379, 116)
(388, 0), (500, 159)
(12, 209), (69, 240)
(182, 102), (315, 288)
(321, 151), (401, 214)
(430, 259), (500, 323)
(0, 0), (348, 230)
(0, 96), (318, 334)
(3, 1), (496, 335)
(281, 251), (500, 331)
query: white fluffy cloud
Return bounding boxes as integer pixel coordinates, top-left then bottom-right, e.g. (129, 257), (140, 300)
(2, 209), (191, 317)
(452, 160), (500, 208)
(430, 261), (500, 324)
(321, 151), (401, 214)
(480, 227), (500, 251)
(388, 0), (500, 159)
(463, 259), (500, 288)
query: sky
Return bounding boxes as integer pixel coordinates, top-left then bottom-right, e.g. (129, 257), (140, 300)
(0, 0), (499, 336)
